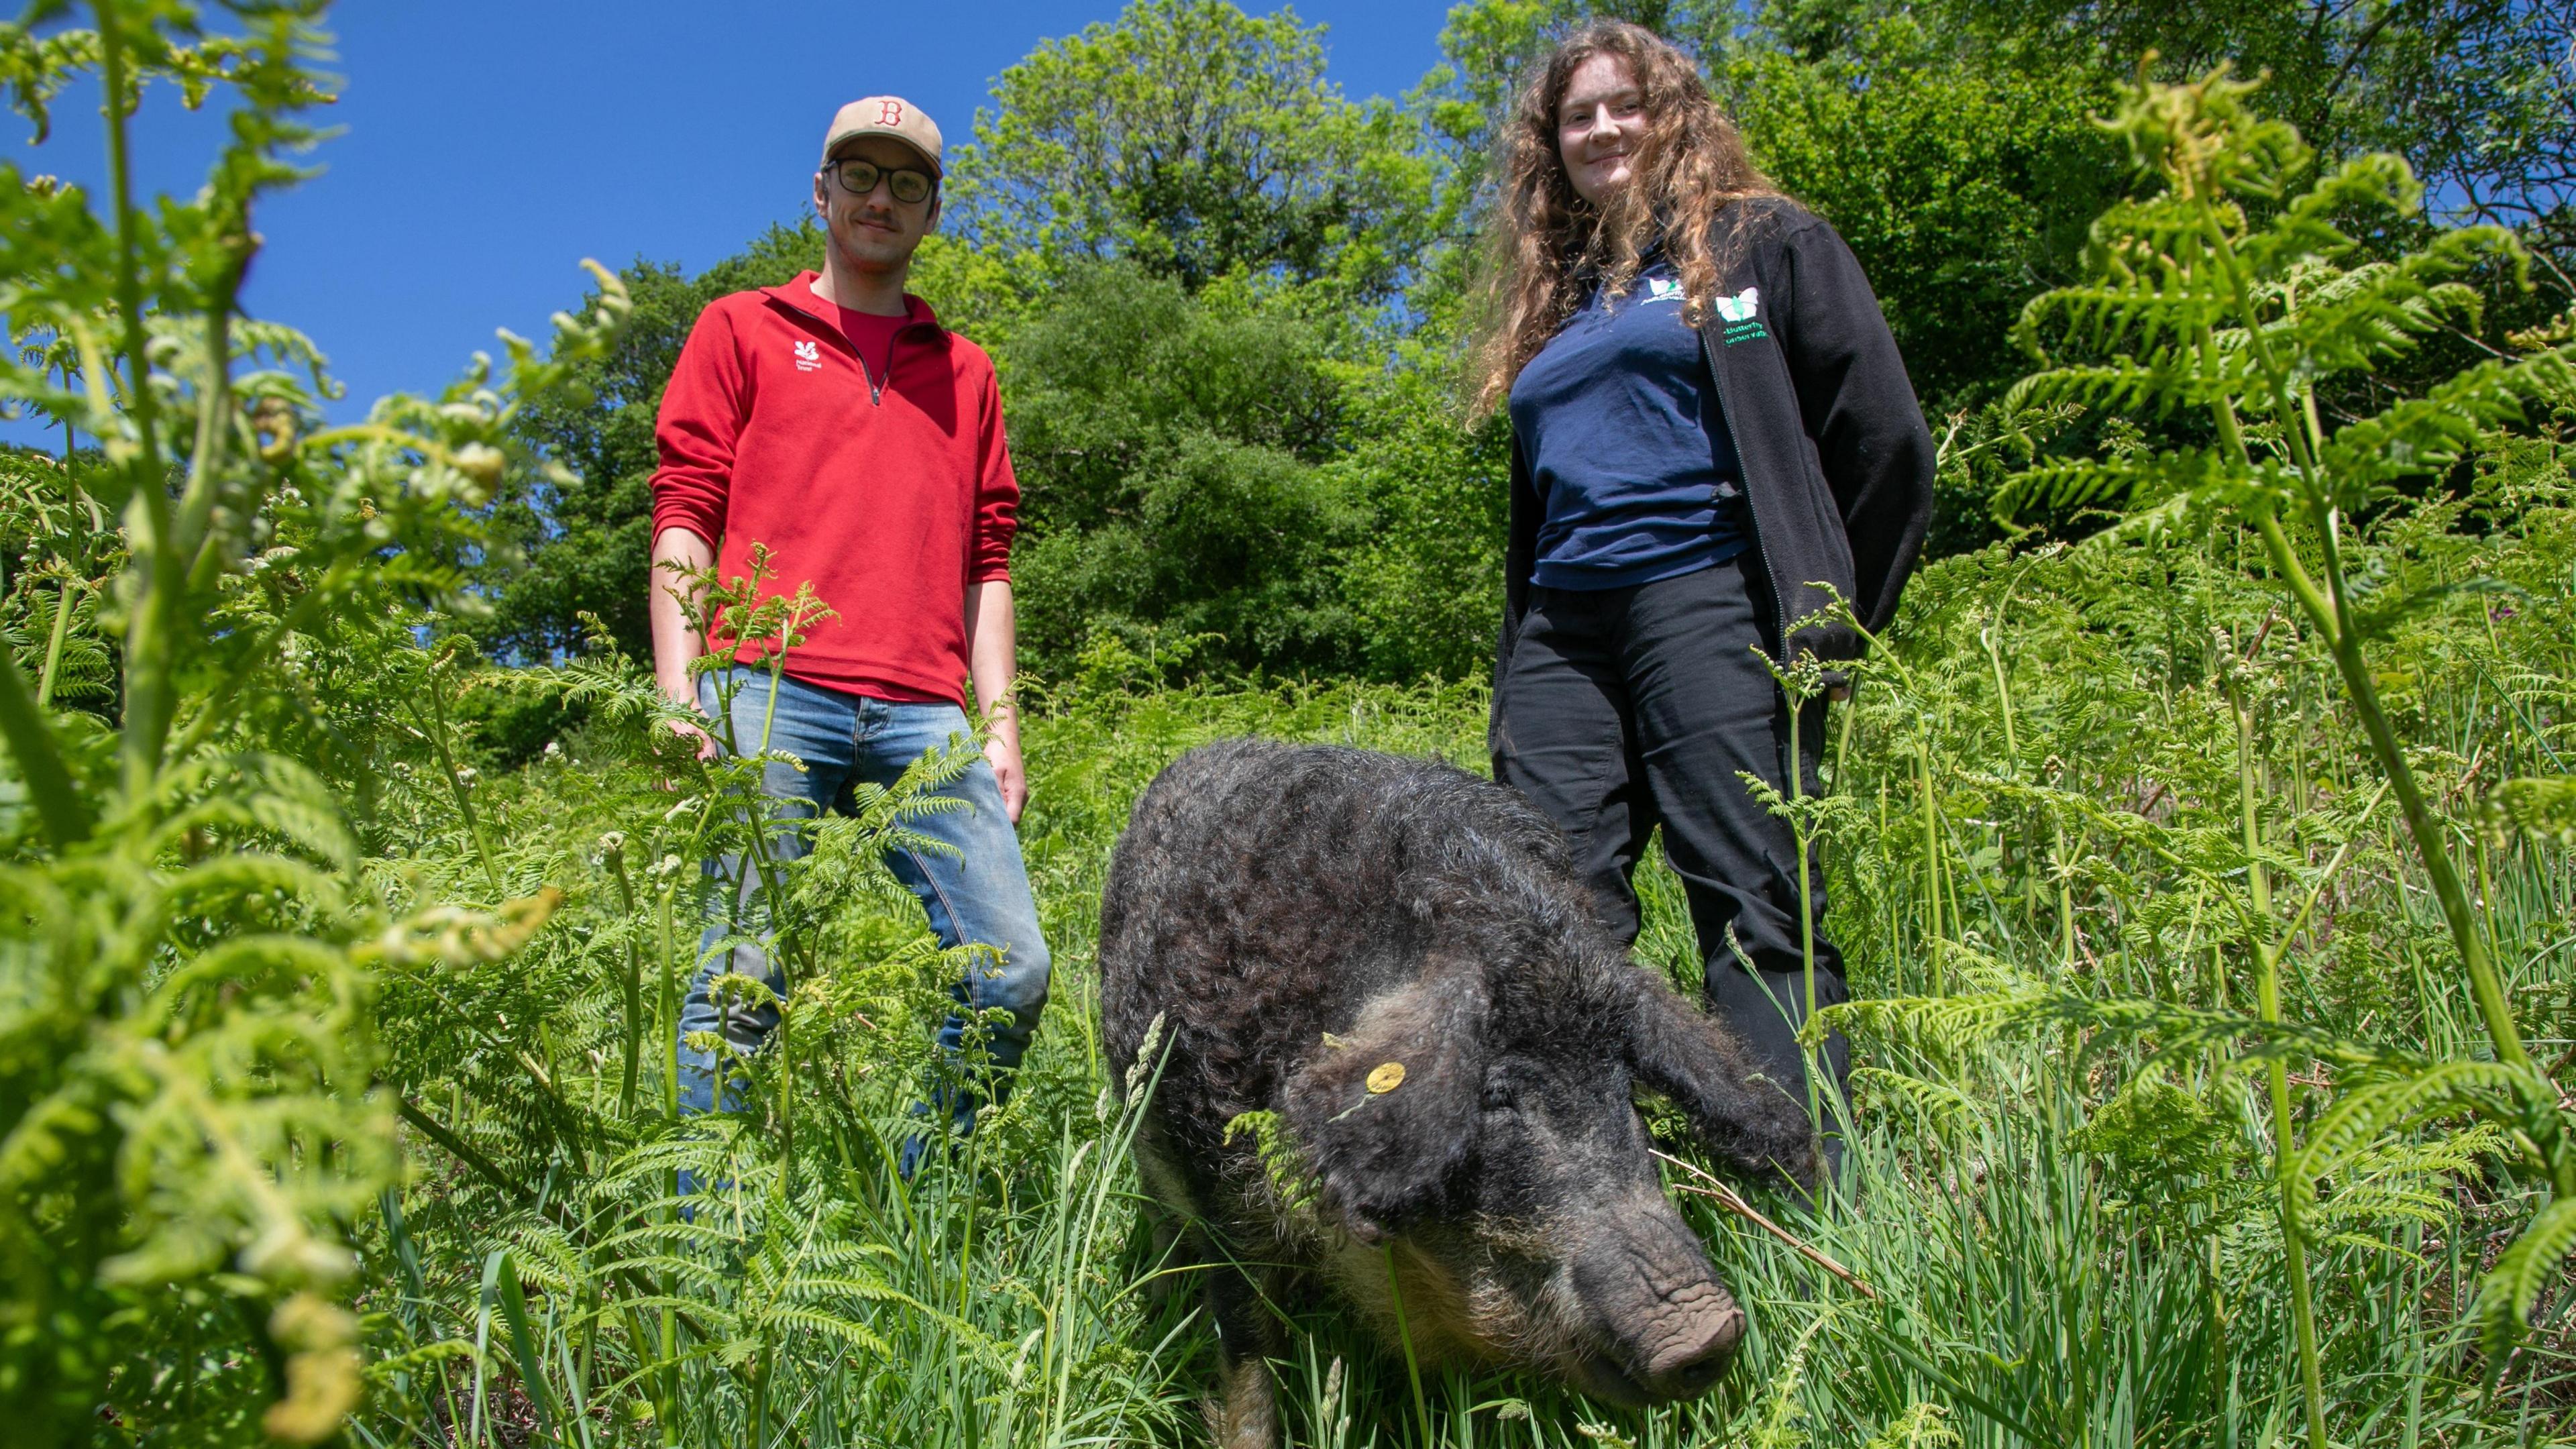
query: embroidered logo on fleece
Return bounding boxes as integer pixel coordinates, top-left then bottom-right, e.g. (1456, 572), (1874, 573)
(1643, 275), (1684, 305)
(792, 339), (822, 372)
(1715, 286), (1768, 345)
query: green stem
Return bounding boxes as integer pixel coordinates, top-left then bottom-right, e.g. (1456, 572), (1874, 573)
(2277, 1183), (2328, 1449)
(1833, 680), (1858, 787)
(0, 642), (92, 846)
(396, 1095), (511, 1191)
(96, 0), (180, 806)
(776, 991), (794, 1199)
(417, 671), (503, 896)
(2053, 814), (2076, 971)
(608, 844), (645, 1117)
(2238, 677), (2328, 1449)
(1917, 735), (1944, 989)
(659, 878), (682, 1123)
(1985, 625), (2018, 765)
(36, 578), (72, 708)
(175, 297), (242, 591)
(1384, 1243), (1434, 1448)
(2249, 518), (2534, 1076)
(2328, 627), (2534, 1069)
(1790, 697), (1819, 1131)
(2251, 508), (2341, 653)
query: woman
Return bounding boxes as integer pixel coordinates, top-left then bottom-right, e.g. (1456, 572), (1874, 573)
(1479, 21), (1935, 1155)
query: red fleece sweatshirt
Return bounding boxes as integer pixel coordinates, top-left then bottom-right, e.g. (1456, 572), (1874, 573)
(650, 273), (1018, 705)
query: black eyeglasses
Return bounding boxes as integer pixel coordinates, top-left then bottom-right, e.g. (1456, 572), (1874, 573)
(822, 158), (936, 205)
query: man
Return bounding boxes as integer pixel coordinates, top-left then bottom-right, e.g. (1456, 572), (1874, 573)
(647, 96), (1048, 1173)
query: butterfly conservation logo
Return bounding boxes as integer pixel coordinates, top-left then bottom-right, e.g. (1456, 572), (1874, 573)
(1715, 287), (1767, 345)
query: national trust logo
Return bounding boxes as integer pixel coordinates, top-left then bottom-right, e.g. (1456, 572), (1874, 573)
(792, 339), (822, 372)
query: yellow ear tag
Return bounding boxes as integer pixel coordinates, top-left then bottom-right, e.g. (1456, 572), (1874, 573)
(1366, 1062), (1407, 1094)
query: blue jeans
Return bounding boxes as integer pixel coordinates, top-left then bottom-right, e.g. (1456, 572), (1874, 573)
(679, 667), (1052, 1153)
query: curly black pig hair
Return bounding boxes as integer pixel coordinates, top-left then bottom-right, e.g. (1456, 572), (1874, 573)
(1099, 739), (1816, 1236)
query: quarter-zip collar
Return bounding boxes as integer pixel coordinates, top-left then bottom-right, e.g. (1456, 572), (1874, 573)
(759, 271), (943, 405)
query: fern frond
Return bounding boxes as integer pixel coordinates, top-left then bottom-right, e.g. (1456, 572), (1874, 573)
(2291, 1061), (2551, 1187)
(1850, 1068), (1982, 1136)
(2318, 358), (2550, 508)
(154, 853), (349, 919)
(755, 1304), (891, 1357)
(2483, 776), (2576, 848)
(146, 753), (360, 871)
(1863, 1402), (1960, 1449)
(2477, 1197), (2576, 1375)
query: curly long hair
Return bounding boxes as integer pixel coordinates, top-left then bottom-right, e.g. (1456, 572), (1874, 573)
(1470, 22), (1778, 415)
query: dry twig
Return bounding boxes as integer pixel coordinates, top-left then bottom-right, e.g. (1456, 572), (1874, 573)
(1651, 1148), (1882, 1303)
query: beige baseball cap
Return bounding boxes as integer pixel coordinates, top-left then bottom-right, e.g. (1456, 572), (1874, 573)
(821, 96), (943, 176)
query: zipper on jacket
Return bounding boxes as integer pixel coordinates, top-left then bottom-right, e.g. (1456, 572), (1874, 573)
(1700, 326), (1793, 653)
(855, 337), (888, 407)
(834, 317), (908, 407)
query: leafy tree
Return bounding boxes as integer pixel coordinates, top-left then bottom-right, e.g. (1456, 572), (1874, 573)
(1413, 0), (1734, 167)
(1330, 350), (1512, 680)
(1940, 0), (2576, 247)
(479, 223), (818, 662)
(946, 0), (1435, 304)
(1719, 17), (2125, 415)
(1004, 262), (1367, 675)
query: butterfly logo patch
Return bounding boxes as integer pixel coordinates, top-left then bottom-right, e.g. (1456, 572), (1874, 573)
(1715, 286), (1769, 345)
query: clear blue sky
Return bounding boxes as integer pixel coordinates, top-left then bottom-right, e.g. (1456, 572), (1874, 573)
(5, 1), (1456, 425)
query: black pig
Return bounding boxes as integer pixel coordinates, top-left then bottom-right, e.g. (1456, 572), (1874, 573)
(1099, 739), (1815, 1448)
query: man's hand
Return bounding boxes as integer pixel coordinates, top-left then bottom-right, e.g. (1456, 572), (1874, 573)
(985, 732), (1028, 824)
(963, 578), (1028, 825)
(649, 525), (719, 776)
(662, 715), (718, 762)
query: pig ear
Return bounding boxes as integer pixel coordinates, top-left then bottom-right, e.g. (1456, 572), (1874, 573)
(1625, 975), (1816, 1187)
(1279, 965), (1490, 1234)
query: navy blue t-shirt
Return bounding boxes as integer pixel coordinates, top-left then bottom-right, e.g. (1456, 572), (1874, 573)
(1508, 257), (1746, 590)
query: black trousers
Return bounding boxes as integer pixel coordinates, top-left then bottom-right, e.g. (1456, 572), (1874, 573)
(1493, 555), (1850, 1121)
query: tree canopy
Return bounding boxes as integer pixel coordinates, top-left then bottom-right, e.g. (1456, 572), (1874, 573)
(947, 0), (1436, 303)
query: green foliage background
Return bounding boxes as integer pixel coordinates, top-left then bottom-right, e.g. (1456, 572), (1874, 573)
(7, 2), (2576, 1448)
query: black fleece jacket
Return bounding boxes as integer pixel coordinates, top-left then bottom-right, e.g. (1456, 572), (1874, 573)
(1494, 199), (1936, 696)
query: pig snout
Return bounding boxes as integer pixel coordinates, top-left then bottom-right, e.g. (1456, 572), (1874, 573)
(1565, 1206), (1747, 1403)
(1633, 1280), (1745, 1396)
